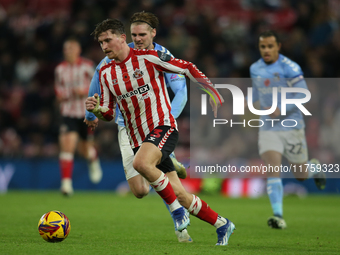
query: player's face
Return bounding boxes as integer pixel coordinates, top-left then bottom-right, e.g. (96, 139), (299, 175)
(63, 41), (81, 63)
(130, 23), (156, 50)
(259, 36), (281, 64)
(98, 30), (126, 60)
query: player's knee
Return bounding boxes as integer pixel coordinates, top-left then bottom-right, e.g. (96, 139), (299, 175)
(133, 192), (147, 199)
(130, 184), (149, 199)
(132, 158), (149, 174)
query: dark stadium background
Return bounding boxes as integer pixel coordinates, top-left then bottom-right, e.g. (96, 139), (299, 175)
(0, 0), (339, 193)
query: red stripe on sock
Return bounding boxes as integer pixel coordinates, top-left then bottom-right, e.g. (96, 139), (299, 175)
(154, 182), (177, 205)
(196, 200), (218, 225)
(60, 159), (73, 179)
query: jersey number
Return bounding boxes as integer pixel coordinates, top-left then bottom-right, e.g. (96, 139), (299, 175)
(151, 129), (163, 138)
(287, 142), (302, 155)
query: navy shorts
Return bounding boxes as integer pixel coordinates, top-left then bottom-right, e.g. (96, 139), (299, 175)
(59, 117), (91, 140)
(133, 125), (178, 173)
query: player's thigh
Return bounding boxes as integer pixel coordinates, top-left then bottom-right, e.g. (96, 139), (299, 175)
(259, 131), (283, 178)
(133, 126), (178, 182)
(134, 126), (178, 168)
(75, 119), (92, 157)
(59, 117), (84, 152)
(59, 131), (79, 153)
(133, 142), (162, 171)
(282, 129), (309, 179)
(258, 131), (284, 157)
(144, 126), (178, 163)
(282, 129), (308, 164)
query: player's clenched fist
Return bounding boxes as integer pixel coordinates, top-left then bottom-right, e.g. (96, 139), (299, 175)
(85, 93), (116, 122)
(86, 93), (100, 112)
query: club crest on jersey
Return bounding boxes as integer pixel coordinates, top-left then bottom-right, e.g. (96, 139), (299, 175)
(133, 68), (144, 79)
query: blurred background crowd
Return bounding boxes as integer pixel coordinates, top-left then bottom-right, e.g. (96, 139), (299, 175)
(0, 0), (340, 164)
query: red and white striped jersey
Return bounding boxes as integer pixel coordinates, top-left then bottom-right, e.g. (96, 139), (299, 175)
(55, 57), (94, 118)
(98, 48), (220, 149)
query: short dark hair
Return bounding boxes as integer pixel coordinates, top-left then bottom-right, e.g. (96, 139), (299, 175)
(91, 19), (126, 40)
(258, 30), (281, 44)
(130, 11), (159, 29)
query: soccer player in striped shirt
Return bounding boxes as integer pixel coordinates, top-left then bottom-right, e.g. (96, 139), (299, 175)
(55, 37), (103, 196)
(84, 12), (191, 243)
(250, 30), (326, 229)
(86, 18), (235, 246)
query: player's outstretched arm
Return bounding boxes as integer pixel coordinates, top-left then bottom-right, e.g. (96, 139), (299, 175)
(149, 51), (224, 117)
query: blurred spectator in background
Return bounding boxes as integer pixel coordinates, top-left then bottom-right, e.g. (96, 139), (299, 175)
(54, 37), (102, 195)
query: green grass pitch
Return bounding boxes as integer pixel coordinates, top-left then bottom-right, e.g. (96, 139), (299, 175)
(0, 191), (339, 255)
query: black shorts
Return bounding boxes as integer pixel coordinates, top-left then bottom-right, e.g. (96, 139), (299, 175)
(133, 125), (178, 174)
(60, 117), (91, 140)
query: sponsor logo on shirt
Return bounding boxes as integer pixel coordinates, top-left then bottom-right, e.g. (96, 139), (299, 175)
(257, 86), (282, 94)
(138, 91), (153, 101)
(170, 74), (185, 81)
(117, 84), (150, 101)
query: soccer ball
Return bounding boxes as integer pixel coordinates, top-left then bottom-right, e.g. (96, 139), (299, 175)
(38, 210), (71, 242)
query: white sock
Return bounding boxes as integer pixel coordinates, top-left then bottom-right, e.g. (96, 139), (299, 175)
(150, 172), (168, 191)
(214, 215), (227, 228)
(188, 195), (202, 215)
(169, 200), (182, 212)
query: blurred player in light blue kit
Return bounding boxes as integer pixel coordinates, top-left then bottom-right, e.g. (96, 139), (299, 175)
(84, 12), (191, 242)
(250, 30), (326, 229)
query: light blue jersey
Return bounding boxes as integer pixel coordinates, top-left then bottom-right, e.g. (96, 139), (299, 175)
(250, 54), (308, 131)
(85, 42), (187, 127)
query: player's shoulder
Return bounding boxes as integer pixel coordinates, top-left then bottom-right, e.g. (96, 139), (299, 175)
(98, 59), (114, 73)
(250, 59), (263, 73)
(96, 56), (113, 72)
(57, 60), (68, 67)
(278, 54), (302, 77)
(131, 47), (157, 56)
(132, 47), (171, 61)
(79, 57), (94, 66)
(55, 61), (68, 71)
(154, 43), (173, 56)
